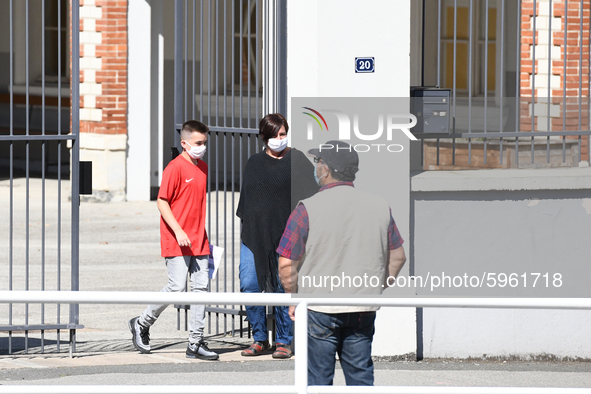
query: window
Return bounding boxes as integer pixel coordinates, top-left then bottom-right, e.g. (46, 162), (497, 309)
(43, 0), (68, 82)
(233, 0), (261, 94)
(441, 0), (497, 96)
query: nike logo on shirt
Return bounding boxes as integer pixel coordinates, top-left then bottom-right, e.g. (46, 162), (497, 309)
(185, 178), (194, 183)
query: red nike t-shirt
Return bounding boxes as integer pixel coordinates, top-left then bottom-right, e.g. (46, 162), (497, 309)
(158, 155), (209, 257)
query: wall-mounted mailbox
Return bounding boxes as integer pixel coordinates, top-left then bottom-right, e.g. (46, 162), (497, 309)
(410, 87), (451, 134)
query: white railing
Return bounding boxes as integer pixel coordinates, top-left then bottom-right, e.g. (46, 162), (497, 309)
(1, 291), (591, 394)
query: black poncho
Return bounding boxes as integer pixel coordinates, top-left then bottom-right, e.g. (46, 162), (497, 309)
(236, 148), (319, 293)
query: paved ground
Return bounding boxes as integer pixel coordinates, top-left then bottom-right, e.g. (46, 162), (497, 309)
(1, 178), (591, 389)
(1, 352), (591, 387)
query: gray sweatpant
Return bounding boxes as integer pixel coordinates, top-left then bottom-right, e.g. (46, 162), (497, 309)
(139, 255), (209, 345)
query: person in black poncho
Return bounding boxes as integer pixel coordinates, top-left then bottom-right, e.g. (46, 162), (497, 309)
(236, 113), (319, 359)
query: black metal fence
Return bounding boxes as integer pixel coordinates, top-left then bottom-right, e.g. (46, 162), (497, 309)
(0, 0), (83, 355)
(173, 0), (286, 336)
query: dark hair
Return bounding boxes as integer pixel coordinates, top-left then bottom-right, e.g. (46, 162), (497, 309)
(259, 113), (289, 144)
(181, 120), (209, 140)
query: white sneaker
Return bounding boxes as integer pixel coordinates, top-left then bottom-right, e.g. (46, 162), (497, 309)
(128, 316), (150, 354)
(186, 340), (219, 360)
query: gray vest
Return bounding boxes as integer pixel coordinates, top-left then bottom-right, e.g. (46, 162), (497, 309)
(297, 185), (391, 313)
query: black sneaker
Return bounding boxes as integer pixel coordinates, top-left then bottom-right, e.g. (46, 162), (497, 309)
(128, 316), (150, 354)
(186, 340), (219, 360)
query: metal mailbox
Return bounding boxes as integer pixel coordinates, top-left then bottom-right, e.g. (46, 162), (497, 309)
(410, 87), (451, 134)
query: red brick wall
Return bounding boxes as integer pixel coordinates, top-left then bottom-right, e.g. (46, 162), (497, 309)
(520, 0), (590, 160)
(78, 0), (128, 135)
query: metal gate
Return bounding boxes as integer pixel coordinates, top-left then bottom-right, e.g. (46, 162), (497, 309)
(416, 0), (591, 169)
(172, 0), (286, 336)
(1, 0), (83, 355)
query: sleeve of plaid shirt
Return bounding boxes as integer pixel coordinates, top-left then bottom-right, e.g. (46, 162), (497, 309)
(388, 208), (404, 250)
(277, 203), (309, 261)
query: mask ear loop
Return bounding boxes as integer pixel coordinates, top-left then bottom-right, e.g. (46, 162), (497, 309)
(316, 162), (328, 182)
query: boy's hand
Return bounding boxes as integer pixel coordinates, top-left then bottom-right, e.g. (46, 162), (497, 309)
(176, 230), (192, 248)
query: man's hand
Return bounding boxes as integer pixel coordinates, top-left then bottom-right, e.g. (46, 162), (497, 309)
(175, 230), (192, 248)
(288, 306), (296, 321)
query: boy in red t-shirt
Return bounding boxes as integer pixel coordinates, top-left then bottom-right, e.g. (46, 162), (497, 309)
(129, 120), (218, 360)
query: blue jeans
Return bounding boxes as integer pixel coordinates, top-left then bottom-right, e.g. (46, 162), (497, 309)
(307, 310), (376, 386)
(239, 243), (293, 345)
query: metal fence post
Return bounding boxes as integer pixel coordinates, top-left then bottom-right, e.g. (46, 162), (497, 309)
(174, 0), (184, 151)
(70, 0), (81, 357)
(294, 301), (308, 393)
(275, 0), (287, 116)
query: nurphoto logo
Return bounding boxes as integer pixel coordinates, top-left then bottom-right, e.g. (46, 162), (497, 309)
(302, 107), (418, 153)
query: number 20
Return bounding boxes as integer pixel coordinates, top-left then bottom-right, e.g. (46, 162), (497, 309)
(358, 60), (371, 70)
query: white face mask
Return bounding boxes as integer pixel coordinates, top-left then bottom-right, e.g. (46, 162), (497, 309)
(314, 163), (328, 186)
(183, 141), (206, 159)
(266, 137), (288, 152)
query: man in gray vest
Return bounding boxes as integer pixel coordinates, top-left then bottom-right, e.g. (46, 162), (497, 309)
(277, 140), (407, 386)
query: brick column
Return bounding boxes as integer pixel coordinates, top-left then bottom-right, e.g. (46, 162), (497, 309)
(75, 0), (128, 201)
(80, 0), (127, 134)
(520, 0), (590, 162)
(555, 0), (590, 161)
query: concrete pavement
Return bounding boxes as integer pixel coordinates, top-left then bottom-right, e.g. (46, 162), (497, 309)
(2, 351), (591, 387)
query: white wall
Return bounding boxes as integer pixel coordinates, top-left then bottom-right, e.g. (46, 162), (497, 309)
(412, 169), (591, 359)
(127, 0), (154, 201)
(423, 308), (591, 359)
(287, 0), (416, 357)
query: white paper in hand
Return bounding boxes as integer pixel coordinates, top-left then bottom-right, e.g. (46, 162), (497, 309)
(208, 245), (224, 279)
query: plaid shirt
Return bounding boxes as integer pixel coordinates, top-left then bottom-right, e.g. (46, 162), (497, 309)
(277, 182), (404, 261)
